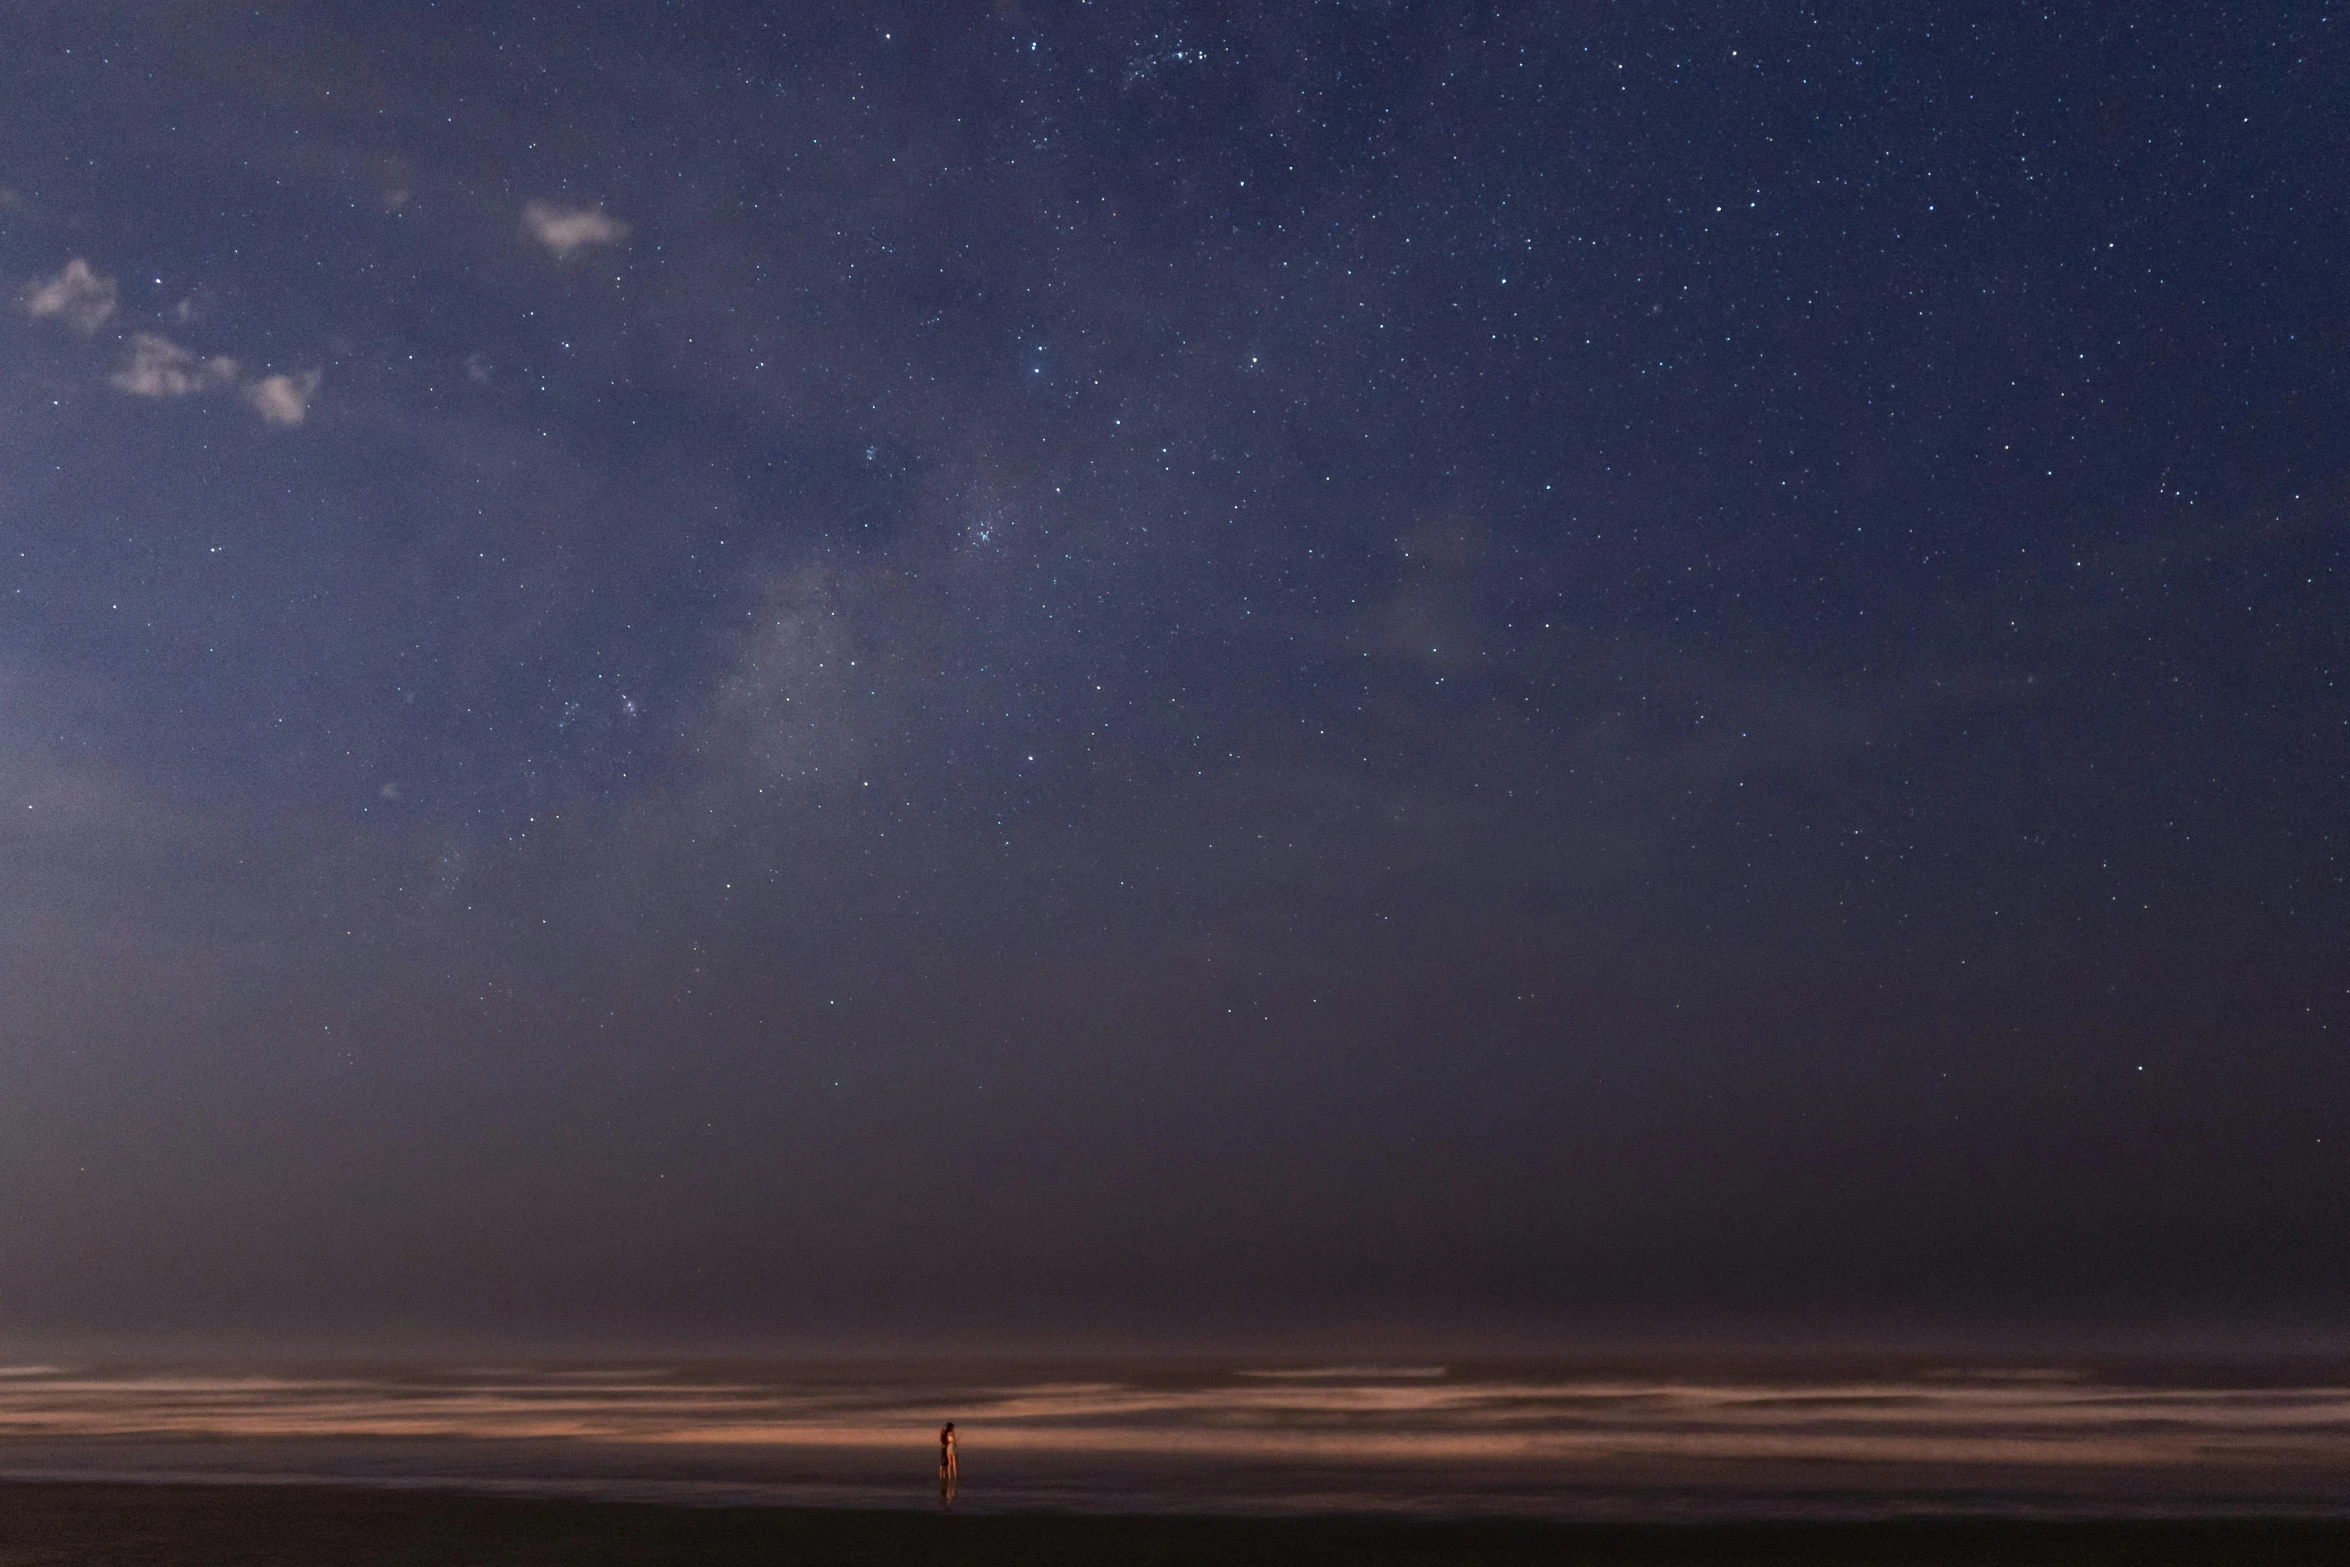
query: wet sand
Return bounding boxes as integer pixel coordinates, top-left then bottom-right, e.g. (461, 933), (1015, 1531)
(2, 1482), (2349, 1565)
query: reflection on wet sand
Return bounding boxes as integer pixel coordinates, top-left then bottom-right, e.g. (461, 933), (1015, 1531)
(1, 1361), (2345, 1518)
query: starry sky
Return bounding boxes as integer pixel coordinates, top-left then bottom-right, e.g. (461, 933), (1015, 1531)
(1, 2), (2344, 1353)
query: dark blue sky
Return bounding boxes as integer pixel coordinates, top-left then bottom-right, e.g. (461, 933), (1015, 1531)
(1, 1), (2343, 1351)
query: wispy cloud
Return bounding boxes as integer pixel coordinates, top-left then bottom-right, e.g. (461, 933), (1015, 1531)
(22, 258), (117, 333)
(89, 316), (317, 429)
(109, 333), (239, 397)
(245, 370), (322, 427)
(522, 200), (629, 259)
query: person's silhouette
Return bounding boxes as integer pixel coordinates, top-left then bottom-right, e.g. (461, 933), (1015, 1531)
(939, 1421), (959, 1506)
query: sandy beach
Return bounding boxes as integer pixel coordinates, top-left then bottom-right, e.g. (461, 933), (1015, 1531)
(1, 1482), (2348, 1566)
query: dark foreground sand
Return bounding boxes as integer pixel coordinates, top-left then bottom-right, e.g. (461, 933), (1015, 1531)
(3, 1482), (2348, 1565)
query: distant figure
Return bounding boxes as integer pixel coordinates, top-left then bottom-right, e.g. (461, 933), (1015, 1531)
(939, 1420), (958, 1506)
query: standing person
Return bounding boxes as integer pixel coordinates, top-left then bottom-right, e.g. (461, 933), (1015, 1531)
(938, 1421), (958, 1506)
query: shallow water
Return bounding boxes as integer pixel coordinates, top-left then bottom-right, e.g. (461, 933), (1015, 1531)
(0, 1359), (2344, 1519)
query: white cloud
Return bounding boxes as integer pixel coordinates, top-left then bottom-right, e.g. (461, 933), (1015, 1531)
(522, 200), (628, 259)
(23, 258), (117, 334)
(109, 333), (239, 398)
(96, 319), (318, 431)
(245, 370), (322, 427)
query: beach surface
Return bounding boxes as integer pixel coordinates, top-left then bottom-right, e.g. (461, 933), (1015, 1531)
(5, 1482), (2350, 1566)
(5, 1360), (2347, 1559)
(4, 1358), (2347, 1520)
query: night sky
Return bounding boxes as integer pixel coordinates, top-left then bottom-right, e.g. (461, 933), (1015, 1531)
(2, 2), (2344, 1353)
